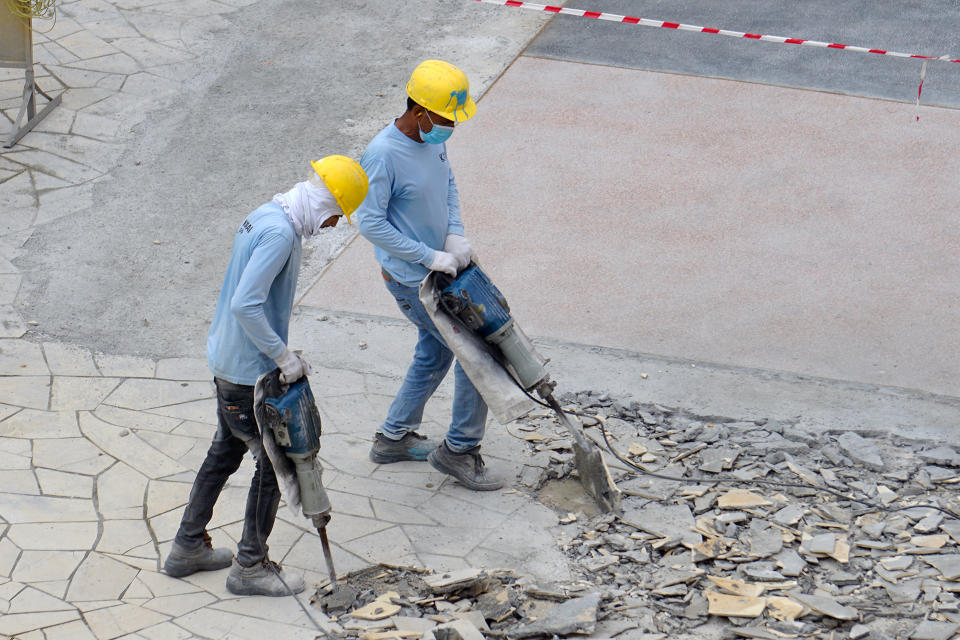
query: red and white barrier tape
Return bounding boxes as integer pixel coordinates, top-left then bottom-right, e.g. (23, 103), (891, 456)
(474, 0), (960, 65)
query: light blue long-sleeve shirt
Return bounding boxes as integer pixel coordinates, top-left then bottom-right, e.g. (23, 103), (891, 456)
(355, 122), (464, 286)
(207, 201), (302, 385)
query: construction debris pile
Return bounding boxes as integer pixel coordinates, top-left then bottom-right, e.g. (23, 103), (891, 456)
(311, 391), (959, 639)
(517, 391), (960, 639)
(312, 564), (610, 639)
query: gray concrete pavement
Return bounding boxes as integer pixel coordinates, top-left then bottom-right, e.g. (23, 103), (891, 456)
(305, 56), (960, 397)
(2, 0), (960, 637)
(528, 0), (960, 108)
(7, 0), (550, 358)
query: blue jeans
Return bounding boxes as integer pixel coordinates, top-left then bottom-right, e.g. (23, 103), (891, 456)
(381, 274), (488, 453)
(174, 378), (280, 567)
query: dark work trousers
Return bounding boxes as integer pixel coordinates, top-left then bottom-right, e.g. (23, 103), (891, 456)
(173, 378), (280, 567)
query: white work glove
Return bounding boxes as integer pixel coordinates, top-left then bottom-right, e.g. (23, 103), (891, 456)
(443, 234), (473, 270)
(428, 250), (459, 277)
(274, 347), (312, 384)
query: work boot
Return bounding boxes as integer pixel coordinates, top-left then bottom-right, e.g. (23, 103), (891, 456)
(163, 533), (233, 578)
(225, 558), (305, 597)
(369, 431), (436, 463)
(428, 441), (504, 491)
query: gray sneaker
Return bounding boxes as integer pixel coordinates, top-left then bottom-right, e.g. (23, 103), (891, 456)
(369, 431), (437, 463)
(428, 441), (504, 491)
(163, 534), (233, 578)
(225, 558), (305, 597)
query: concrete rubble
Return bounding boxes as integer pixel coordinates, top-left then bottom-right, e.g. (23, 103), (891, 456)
(299, 389), (960, 639)
(498, 390), (960, 639)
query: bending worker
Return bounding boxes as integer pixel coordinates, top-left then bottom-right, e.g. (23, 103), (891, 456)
(356, 59), (502, 491)
(162, 156), (368, 597)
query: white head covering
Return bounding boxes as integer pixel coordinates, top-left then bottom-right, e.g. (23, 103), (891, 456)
(273, 179), (341, 236)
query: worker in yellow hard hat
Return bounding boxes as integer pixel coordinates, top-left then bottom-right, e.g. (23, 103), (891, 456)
(354, 60), (503, 492)
(163, 156), (367, 596)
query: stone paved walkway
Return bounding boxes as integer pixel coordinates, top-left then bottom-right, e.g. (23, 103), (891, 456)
(1, 0), (249, 339)
(0, 334), (571, 638)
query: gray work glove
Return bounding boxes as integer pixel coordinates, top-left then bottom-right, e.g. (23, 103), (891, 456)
(443, 234), (473, 270)
(428, 250), (459, 277)
(274, 347), (311, 384)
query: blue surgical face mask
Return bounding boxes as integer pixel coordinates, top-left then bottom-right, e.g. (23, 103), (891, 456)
(419, 111), (454, 144)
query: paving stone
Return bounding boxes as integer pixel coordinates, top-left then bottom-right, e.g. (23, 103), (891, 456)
(1, 493), (97, 523)
(93, 353), (156, 377)
(104, 379), (214, 411)
(40, 619), (98, 640)
(154, 357), (210, 381)
(35, 469), (93, 498)
(7, 585), (74, 612)
(146, 397), (217, 424)
(82, 603), (170, 639)
(0, 376), (50, 410)
(33, 437), (114, 475)
(41, 343), (100, 376)
(66, 552), (138, 601)
(80, 412), (186, 478)
(0, 409), (80, 438)
(11, 550), (85, 582)
(173, 607), (318, 640)
(836, 432), (885, 471)
(97, 462), (149, 519)
(50, 376), (121, 410)
(0, 537), (19, 576)
(0, 339), (48, 375)
(97, 519), (154, 556)
(0, 469), (40, 495)
(0, 610), (79, 637)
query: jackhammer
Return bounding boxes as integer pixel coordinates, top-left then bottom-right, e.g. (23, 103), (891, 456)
(254, 371), (338, 590)
(434, 263), (622, 512)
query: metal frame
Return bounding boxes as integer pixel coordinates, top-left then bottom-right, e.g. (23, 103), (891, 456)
(2, 10), (63, 148)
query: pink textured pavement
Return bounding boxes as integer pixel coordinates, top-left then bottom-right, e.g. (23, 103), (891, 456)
(300, 57), (960, 397)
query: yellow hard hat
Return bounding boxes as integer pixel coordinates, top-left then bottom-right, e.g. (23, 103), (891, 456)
(310, 155), (368, 224)
(406, 59), (477, 123)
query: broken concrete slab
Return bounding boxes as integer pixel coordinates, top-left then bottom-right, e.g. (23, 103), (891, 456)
(922, 554), (960, 580)
(423, 569), (485, 594)
(507, 592), (600, 638)
(918, 446), (960, 467)
(908, 620), (960, 640)
(836, 432), (885, 471)
(789, 593), (858, 620)
(774, 549), (806, 577)
(705, 590), (766, 617)
(619, 501), (701, 546)
(772, 504), (804, 526)
(717, 490), (772, 509)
